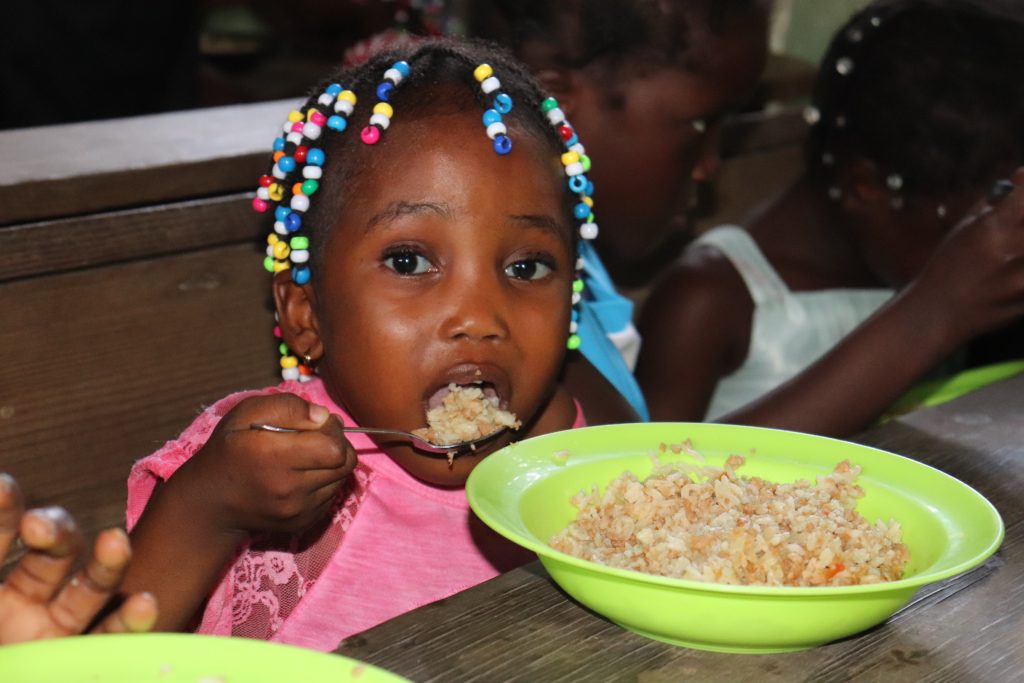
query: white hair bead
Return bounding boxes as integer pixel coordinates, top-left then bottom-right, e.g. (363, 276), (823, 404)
(546, 107), (566, 125)
(565, 162), (584, 176)
(570, 320), (578, 333)
(286, 132), (304, 145)
(369, 113), (391, 130)
(274, 221), (289, 235)
(571, 291), (582, 305)
(272, 165), (287, 180)
(256, 187), (270, 200)
(485, 121), (507, 139)
(302, 165), (323, 179)
(384, 68), (404, 85)
(282, 120), (293, 133)
(568, 142), (585, 155)
(282, 367), (301, 381)
(580, 222), (599, 240)
(318, 93), (333, 106)
(290, 194), (310, 212)
(481, 76), (501, 94)
(303, 122), (322, 140)
(266, 244), (275, 257)
(335, 100), (354, 116)
(290, 249), (310, 264)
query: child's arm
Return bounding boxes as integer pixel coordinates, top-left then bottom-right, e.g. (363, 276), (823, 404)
(635, 246), (754, 421)
(120, 394), (357, 632)
(0, 474), (158, 643)
(720, 172), (1024, 435)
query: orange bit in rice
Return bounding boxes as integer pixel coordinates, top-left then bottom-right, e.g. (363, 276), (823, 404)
(550, 456), (909, 587)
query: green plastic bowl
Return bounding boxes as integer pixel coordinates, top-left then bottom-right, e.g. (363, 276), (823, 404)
(466, 423), (1004, 653)
(0, 633), (410, 683)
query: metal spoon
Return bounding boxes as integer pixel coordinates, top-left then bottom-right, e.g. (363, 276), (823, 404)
(249, 422), (511, 459)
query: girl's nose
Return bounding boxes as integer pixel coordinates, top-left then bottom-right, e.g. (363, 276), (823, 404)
(441, 274), (510, 343)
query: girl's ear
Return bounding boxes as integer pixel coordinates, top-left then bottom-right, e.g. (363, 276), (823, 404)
(272, 271), (324, 362)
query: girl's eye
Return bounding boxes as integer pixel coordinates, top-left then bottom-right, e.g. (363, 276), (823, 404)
(505, 258), (554, 281)
(383, 249), (433, 275)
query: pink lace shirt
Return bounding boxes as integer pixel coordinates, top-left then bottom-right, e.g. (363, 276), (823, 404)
(126, 378), (584, 651)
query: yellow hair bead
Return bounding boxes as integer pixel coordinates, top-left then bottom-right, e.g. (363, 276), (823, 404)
(373, 102), (394, 118)
(582, 196), (594, 207)
(561, 151), (580, 166)
(273, 241), (291, 260)
(273, 260), (291, 273)
(268, 183), (284, 201)
(267, 234), (280, 246)
(287, 110), (303, 123)
(339, 90), (357, 104)
(474, 64), (493, 82)
(280, 355), (299, 369)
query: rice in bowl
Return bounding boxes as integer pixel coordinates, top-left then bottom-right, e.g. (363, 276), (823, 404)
(550, 454), (909, 587)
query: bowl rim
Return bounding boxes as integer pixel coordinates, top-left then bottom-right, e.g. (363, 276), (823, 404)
(467, 422), (1006, 597)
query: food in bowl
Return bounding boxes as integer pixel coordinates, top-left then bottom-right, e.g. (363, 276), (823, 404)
(413, 383), (520, 447)
(550, 451), (909, 587)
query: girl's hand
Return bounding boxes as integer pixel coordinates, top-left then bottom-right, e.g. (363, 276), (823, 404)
(171, 393), (357, 537)
(905, 170), (1024, 343)
(0, 474), (158, 644)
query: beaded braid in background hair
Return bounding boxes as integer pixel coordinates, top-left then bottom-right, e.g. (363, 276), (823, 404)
(802, 0), (1024, 213)
(250, 39), (599, 381)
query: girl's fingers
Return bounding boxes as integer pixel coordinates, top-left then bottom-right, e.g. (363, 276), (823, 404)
(46, 528), (132, 634)
(6, 507), (83, 604)
(91, 592), (159, 634)
(233, 393), (330, 433)
(0, 473), (25, 560)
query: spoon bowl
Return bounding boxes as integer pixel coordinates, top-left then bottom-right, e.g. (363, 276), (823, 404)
(250, 422), (510, 458)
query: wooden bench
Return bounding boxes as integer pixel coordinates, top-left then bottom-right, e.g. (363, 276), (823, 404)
(0, 100), (301, 543)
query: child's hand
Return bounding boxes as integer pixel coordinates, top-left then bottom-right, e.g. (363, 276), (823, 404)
(904, 170), (1024, 342)
(173, 394), (357, 536)
(0, 474), (158, 644)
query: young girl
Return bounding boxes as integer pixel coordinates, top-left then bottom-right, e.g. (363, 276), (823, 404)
(637, 0), (1024, 431)
(120, 38), (592, 649)
(472, 0), (772, 423)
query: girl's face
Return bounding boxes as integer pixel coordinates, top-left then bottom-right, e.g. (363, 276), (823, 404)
(567, 7), (768, 272)
(294, 110), (573, 485)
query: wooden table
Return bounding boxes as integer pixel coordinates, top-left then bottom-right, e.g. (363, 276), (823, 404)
(335, 374), (1024, 682)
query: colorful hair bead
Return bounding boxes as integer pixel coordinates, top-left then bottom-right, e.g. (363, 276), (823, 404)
(253, 81), (357, 380)
(362, 61), (411, 146)
(475, 63), (514, 156)
(541, 96), (599, 348)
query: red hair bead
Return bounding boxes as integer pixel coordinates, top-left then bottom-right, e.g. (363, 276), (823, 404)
(361, 125), (381, 145)
(258, 174), (273, 187)
(252, 197), (269, 212)
(294, 146), (308, 163)
(559, 125), (574, 142)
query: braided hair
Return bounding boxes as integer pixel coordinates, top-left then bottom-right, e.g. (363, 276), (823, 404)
(805, 0), (1024, 202)
(262, 37), (575, 279)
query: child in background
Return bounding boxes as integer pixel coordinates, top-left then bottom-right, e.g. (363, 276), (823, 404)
(121, 38), (590, 649)
(472, 0), (772, 423)
(637, 0), (1024, 432)
(0, 473), (158, 643)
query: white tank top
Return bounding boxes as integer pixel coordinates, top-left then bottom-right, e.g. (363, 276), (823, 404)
(695, 225), (894, 420)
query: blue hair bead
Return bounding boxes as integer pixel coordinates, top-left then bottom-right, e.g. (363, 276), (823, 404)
(273, 137), (286, 152)
(293, 266), (311, 285)
(274, 206), (292, 222)
(278, 156), (296, 173)
(482, 108), (502, 126)
(565, 133), (579, 148)
(394, 60), (411, 78)
(285, 212), (303, 232)
(573, 202), (590, 220)
(327, 115), (347, 132)
(376, 82), (395, 102)
(494, 93), (513, 114)
(493, 134), (512, 155)
(326, 83), (342, 95)
(568, 174), (587, 193)
(307, 148), (325, 166)
(586, 180), (595, 196)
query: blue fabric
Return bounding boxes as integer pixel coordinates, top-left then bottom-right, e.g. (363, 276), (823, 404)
(575, 241), (650, 421)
